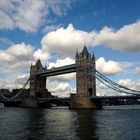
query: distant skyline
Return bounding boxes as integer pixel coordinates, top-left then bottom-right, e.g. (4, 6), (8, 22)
(0, 0), (140, 97)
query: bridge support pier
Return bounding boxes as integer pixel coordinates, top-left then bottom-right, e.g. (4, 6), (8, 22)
(69, 94), (102, 109)
(70, 94), (96, 109)
(20, 97), (38, 108)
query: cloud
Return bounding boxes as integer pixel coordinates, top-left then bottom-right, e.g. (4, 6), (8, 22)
(93, 21), (140, 52)
(0, 42), (34, 89)
(42, 21), (140, 58)
(51, 82), (71, 93)
(118, 79), (140, 90)
(48, 73), (76, 82)
(42, 24), (62, 33)
(96, 78), (140, 96)
(0, 73), (29, 90)
(41, 24), (96, 57)
(46, 0), (73, 17)
(96, 57), (132, 76)
(33, 49), (50, 65)
(47, 80), (75, 97)
(48, 57), (75, 68)
(45, 57), (76, 97)
(0, 42), (34, 65)
(47, 56), (131, 81)
(133, 67), (140, 74)
(14, 0), (47, 32)
(48, 57), (75, 81)
(0, 0), (73, 32)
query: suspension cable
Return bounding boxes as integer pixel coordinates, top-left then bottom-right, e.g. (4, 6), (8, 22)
(95, 69), (140, 93)
(0, 78), (30, 100)
(90, 69), (140, 96)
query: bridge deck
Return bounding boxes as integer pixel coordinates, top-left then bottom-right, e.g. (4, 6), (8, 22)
(36, 64), (76, 77)
(91, 96), (140, 100)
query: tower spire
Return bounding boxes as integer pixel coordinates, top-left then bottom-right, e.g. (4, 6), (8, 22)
(92, 52), (95, 60)
(76, 49), (79, 57)
(82, 46), (88, 54)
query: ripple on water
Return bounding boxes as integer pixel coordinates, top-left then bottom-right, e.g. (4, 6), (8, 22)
(0, 106), (140, 140)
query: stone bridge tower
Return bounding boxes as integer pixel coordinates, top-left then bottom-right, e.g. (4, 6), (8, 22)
(76, 46), (96, 96)
(70, 46), (97, 108)
(29, 60), (46, 98)
(21, 60), (46, 107)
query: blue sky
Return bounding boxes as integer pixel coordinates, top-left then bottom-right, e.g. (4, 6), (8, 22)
(0, 0), (140, 96)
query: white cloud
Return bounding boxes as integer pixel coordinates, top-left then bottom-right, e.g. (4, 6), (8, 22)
(118, 79), (140, 90)
(48, 73), (76, 82)
(48, 57), (75, 68)
(33, 49), (50, 65)
(42, 21), (140, 58)
(0, 0), (73, 32)
(0, 42), (34, 89)
(47, 80), (75, 97)
(0, 42), (34, 65)
(0, 73), (29, 90)
(48, 57), (75, 81)
(51, 82), (71, 93)
(97, 78), (140, 96)
(93, 21), (140, 52)
(96, 57), (132, 76)
(14, 0), (47, 32)
(41, 24), (96, 57)
(96, 78), (140, 96)
(45, 57), (76, 97)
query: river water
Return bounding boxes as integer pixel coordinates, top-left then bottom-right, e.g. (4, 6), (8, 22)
(0, 105), (140, 140)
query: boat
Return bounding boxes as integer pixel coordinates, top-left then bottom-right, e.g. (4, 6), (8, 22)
(0, 103), (4, 108)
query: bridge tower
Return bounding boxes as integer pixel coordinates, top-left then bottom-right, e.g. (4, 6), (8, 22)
(29, 60), (46, 98)
(70, 46), (98, 108)
(21, 60), (46, 107)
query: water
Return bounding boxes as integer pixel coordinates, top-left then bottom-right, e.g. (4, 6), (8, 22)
(0, 105), (140, 140)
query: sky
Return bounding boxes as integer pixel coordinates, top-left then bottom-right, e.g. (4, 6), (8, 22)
(0, 0), (140, 97)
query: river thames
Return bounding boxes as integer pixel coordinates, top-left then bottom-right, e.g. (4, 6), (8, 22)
(0, 105), (140, 140)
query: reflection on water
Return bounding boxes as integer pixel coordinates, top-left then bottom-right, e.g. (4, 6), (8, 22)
(75, 110), (97, 140)
(0, 105), (140, 140)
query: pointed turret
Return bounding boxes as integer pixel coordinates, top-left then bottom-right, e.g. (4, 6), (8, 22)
(44, 65), (47, 70)
(82, 46), (88, 55)
(76, 49), (79, 58)
(35, 59), (44, 71)
(92, 52), (95, 60)
(35, 59), (41, 66)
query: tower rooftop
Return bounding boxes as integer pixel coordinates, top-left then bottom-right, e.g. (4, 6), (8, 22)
(82, 46), (88, 54)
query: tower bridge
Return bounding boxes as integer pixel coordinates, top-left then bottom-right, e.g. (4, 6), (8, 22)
(0, 46), (140, 108)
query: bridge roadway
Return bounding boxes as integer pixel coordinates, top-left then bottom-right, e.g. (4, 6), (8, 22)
(1, 95), (140, 102)
(0, 97), (70, 102)
(36, 64), (76, 77)
(91, 95), (140, 100)
(0, 97), (70, 107)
